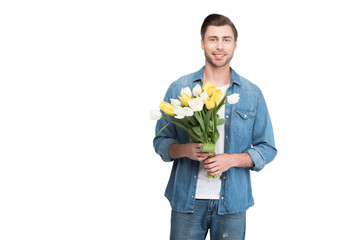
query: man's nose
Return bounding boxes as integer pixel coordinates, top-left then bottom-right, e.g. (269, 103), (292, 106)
(216, 40), (224, 50)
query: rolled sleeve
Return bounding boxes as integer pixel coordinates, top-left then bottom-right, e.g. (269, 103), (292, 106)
(153, 137), (178, 162)
(246, 92), (277, 172)
(246, 148), (265, 172)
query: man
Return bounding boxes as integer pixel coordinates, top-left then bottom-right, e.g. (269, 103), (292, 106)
(153, 14), (277, 240)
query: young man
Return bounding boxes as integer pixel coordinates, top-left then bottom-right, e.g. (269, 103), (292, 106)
(153, 14), (277, 240)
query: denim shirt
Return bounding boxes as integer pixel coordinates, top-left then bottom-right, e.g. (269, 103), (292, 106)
(153, 67), (277, 214)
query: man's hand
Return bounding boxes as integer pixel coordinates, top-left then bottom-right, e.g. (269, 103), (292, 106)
(204, 153), (254, 176)
(169, 143), (214, 161)
(203, 153), (232, 176)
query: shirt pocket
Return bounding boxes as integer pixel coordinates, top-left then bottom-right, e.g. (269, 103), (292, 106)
(233, 109), (256, 138)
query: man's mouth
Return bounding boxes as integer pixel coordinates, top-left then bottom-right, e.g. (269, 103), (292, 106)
(213, 53), (225, 59)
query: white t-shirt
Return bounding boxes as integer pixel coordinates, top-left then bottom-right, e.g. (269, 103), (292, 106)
(195, 84), (229, 199)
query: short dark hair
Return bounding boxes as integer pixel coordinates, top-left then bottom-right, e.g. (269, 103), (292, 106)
(201, 14), (238, 41)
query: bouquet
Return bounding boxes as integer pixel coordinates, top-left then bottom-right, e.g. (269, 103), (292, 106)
(151, 81), (239, 178)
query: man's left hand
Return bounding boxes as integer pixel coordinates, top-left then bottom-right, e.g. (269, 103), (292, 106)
(203, 153), (254, 176)
(203, 153), (233, 176)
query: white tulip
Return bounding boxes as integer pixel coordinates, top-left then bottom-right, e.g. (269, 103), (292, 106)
(188, 97), (204, 112)
(200, 91), (208, 101)
(149, 109), (162, 120)
(174, 115), (185, 119)
(227, 93), (240, 104)
(192, 84), (202, 97)
(170, 98), (182, 106)
(181, 87), (192, 98)
(183, 107), (194, 117)
(173, 106), (186, 119)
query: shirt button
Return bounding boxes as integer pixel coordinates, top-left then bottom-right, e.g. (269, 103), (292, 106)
(221, 196), (224, 200)
(225, 136), (228, 139)
(226, 115), (229, 119)
(244, 114), (247, 118)
(191, 195), (194, 198)
(194, 175), (197, 179)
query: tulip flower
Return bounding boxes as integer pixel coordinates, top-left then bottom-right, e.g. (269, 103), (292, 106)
(212, 89), (222, 104)
(202, 81), (213, 93)
(159, 101), (175, 116)
(205, 97), (215, 110)
(227, 93), (240, 104)
(183, 107), (194, 117)
(206, 86), (216, 97)
(200, 91), (208, 101)
(192, 84), (202, 97)
(170, 98), (182, 107)
(188, 97), (204, 112)
(150, 109), (162, 120)
(181, 87), (192, 98)
(179, 93), (192, 107)
(174, 106), (186, 119)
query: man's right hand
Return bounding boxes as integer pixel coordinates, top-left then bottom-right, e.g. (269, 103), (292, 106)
(169, 143), (213, 161)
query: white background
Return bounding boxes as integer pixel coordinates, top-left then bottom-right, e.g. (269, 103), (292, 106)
(1, 0), (359, 239)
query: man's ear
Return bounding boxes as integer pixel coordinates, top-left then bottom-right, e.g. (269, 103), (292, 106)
(234, 40), (237, 50)
(201, 39), (204, 50)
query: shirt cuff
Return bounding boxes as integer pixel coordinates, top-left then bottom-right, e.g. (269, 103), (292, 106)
(246, 148), (265, 172)
(158, 138), (178, 162)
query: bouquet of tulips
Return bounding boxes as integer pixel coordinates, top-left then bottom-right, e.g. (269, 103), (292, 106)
(151, 81), (239, 178)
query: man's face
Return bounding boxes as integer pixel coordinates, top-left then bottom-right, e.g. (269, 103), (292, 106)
(201, 25), (237, 68)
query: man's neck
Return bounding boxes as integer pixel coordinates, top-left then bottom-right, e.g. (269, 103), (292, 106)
(203, 63), (231, 87)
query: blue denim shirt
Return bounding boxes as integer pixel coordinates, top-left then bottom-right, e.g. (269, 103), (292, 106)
(153, 67), (277, 214)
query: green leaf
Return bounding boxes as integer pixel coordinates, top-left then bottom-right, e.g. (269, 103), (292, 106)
(211, 130), (220, 143)
(217, 118), (226, 126)
(204, 108), (213, 132)
(200, 143), (216, 154)
(194, 112), (205, 133)
(187, 116), (197, 126)
(209, 121), (214, 130)
(180, 117), (189, 127)
(215, 89), (229, 113)
(188, 128), (202, 142)
(213, 108), (217, 131)
(192, 126), (203, 137)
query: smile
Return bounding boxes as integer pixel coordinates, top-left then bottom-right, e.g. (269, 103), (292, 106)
(213, 54), (226, 59)
(215, 54), (224, 57)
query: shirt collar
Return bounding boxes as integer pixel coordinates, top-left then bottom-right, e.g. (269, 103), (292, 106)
(191, 66), (242, 87)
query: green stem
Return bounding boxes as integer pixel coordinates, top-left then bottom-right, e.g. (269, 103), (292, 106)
(160, 116), (201, 142)
(213, 106), (216, 133)
(161, 116), (188, 131)
(208, 173), (221, 179)
(156, 122), (171, 135)
(199, 111), (207, 140)
(200, 143), (220, 179)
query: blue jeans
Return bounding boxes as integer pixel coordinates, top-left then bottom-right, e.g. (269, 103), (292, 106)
(170, 199), (246, 240)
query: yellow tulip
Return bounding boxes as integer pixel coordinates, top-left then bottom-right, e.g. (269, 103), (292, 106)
(159, 101), (175, 116)
(179, 93), (191, 107)
(205, 97), (215, 110)
(212, 89), (222, 103)
(206, 86), (216, 97)
(202, 81), (213, 93)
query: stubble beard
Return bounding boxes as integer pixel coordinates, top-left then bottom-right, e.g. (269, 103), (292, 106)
(204, 50), (234, 68)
